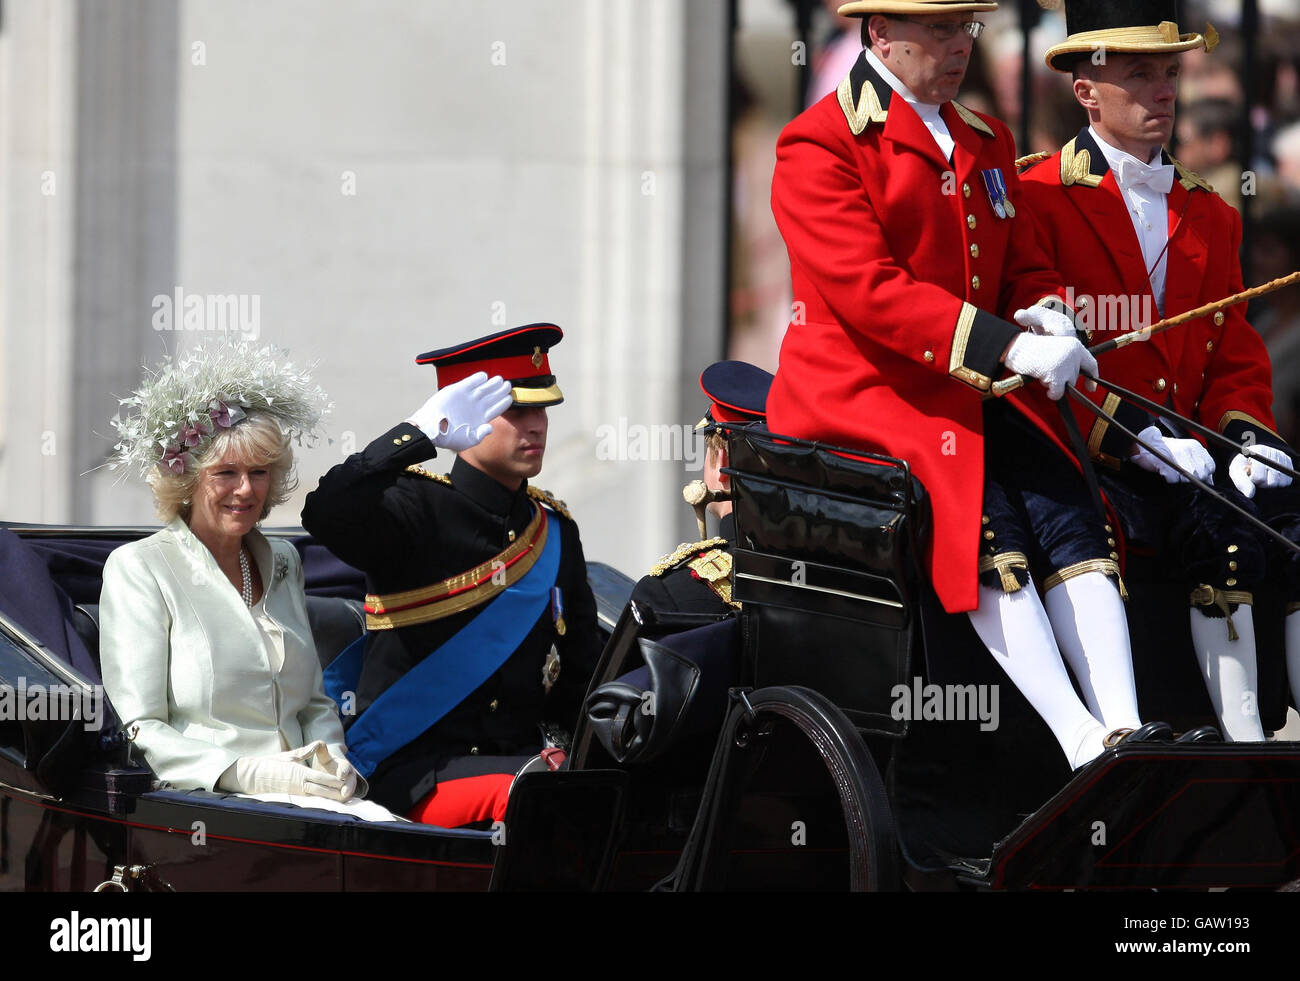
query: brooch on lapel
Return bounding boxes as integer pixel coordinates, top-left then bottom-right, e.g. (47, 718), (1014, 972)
(274, 554), (289, 582)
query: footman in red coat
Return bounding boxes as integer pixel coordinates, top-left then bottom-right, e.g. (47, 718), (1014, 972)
(1020, 0), (1300, 739)
(767, 0), (1159, 768)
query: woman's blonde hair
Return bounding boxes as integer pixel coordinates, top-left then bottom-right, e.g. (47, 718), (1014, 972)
(148, 412), (297, 523)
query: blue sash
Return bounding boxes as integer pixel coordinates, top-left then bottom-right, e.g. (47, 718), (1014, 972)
(334, 508), (562, 778)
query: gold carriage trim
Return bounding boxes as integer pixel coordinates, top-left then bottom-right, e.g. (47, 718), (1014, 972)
(979, 551), (1029, 593)
(365, 504), (547, 630)
(1043, 558), (1129, 602)
(650, 537), (728, 577)
(1190, 585), (1254, 642)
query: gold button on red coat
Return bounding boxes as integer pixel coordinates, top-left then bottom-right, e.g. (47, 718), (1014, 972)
(967, 215), (977, 229)
(971, 276), (981, 291)
(963, 183), (971, 198)
(970, 244), (980, 258)
(1154, 378), (1167, 392)
(923, 350), (935, 363)
(1213, 312), (1225, 326)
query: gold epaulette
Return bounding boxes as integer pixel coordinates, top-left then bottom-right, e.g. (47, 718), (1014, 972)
(650, 537), (727, 577)
(1172, 157), (1214, 193)
(1015, 150), (1052, 171)
(527, 485), (571, 521)
(405, 465), (452, 485)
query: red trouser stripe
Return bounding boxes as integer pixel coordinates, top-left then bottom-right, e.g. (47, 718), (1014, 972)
(408, 773), (513, 827)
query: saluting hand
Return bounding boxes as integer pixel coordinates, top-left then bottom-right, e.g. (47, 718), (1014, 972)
(408, 372), (514, 452)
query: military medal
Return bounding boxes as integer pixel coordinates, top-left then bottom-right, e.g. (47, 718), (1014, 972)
(980, 169), (1006, 219)
(542, 645), (562, 693)
(981, 168), (1014, 219)
(551, 586), (566, 636)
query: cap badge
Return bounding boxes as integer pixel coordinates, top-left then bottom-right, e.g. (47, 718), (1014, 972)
(531, 346), (544, 368)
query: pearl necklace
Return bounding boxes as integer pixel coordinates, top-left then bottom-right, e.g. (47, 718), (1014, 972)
(238, 547), (253, 607)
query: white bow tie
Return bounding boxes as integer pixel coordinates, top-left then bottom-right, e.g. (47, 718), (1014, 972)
(1116, 156), (1175, 194)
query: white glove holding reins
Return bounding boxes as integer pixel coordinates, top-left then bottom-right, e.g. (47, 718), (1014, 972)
(1014, 306), (1078, 339)
(1129, 425), (1215, 484)
(1229, 444), (1295, 498)
(407, 371), (514, 452)
(1004, 334), (1099, 401)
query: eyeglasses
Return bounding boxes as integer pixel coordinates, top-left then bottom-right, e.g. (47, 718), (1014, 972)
(890, 17), (986, 41)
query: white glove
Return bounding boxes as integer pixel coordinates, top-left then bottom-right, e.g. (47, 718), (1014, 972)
(219, 756), (349, 800)
(1228, 444), (1294, 498)
(1004, 334), (1099, 401)
(319, 745), (360, 801)
(407, 372), (514, 452)
(1014, 306), (1077, 338)
(1130, 425), (1215, 484)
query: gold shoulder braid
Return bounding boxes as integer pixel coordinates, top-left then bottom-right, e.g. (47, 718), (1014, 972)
(952, 101), (994, 138)
(1060, 138), (1102, 188)
(650, 537), (727, 578)
(527, 485), (572, 521)
(405, 464), (452, 485)
(686, 548), (740, 609)
(1172, 158), (1214, 193)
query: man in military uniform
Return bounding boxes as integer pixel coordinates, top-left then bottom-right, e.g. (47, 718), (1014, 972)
(629, 360), (773, 617)
(765, 0), (1173, 769)
(1019, 0), (1299, 739)
(301, 324), (601, 824)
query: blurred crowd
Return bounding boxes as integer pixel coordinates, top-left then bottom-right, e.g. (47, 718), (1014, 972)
(728, 0), (1300, 445)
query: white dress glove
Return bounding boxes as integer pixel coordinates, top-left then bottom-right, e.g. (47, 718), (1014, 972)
(1228, 445), (1294, 498)
(407, 372), (514, 452)
(1130, 425), (1215, 484)
(218, 756), (349, 800)
(320, 747), (360, 801)
(1004, 334), (1099, 401)
(1014, 306), (1077, 338)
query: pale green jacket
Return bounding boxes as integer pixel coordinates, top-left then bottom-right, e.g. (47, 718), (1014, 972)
(99, 518), (349, 791)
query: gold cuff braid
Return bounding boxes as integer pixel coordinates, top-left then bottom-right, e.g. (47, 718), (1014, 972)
(1042, 558), (1129, 602)
(1190, 585), (1254, 641)
(979, 551), (1029, 593)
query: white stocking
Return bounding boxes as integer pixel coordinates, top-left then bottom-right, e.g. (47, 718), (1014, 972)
(1188, 606), (1265, 741)
(1287, 611), (1300, 721)
(968, 580), (1108, 769)
(1043, 571), (1142, 731)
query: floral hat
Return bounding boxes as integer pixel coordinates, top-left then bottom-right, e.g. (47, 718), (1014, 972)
(109, 341), (332, 479)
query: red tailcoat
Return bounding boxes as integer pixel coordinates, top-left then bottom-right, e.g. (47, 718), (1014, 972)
(767, 53), (1067, 613)
(1018, 128), (1285, 467)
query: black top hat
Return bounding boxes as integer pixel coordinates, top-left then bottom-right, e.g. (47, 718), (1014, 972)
(1043, 0), (1214, 72)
